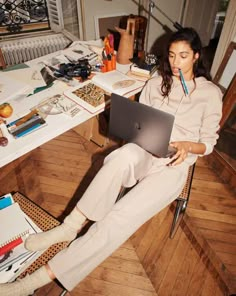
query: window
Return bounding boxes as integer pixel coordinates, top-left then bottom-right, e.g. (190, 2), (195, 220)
(0, 0), (49, 36)
(0, 0), (82, 39)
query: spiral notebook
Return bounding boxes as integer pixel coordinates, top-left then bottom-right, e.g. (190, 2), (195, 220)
(0, 203), (30, 247)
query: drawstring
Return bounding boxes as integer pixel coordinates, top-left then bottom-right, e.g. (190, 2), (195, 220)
(157, 93), (188, 116)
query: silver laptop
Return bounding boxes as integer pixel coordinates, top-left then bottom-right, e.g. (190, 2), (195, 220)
(109, 93), (176, 158)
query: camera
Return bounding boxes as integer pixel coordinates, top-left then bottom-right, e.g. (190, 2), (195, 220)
(58, 58), (92, 80)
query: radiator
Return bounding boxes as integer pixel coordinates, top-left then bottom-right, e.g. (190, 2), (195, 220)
(1, 34), (71, 66)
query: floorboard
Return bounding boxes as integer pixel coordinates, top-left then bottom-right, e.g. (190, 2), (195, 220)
(13, 129), (235, 295)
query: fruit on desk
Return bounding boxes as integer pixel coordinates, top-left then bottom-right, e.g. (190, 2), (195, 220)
(0, 103), (13, 118)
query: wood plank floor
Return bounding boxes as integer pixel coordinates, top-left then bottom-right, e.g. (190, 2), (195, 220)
(24, 129), (235, 295)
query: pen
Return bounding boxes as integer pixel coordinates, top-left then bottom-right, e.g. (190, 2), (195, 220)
(179, 69), (189, 95)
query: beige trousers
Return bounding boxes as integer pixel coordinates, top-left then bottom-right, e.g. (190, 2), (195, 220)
(48, 143), (189, 291)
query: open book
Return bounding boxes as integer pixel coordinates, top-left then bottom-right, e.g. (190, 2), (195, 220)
(64, 70), (144, 113)
(91, 70), (145, 96)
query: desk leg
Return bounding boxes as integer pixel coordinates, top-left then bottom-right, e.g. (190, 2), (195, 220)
(0, 152), (43, 204)
(73, 113), (109, 147)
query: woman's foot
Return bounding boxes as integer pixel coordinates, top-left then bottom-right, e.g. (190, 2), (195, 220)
(0, 266), (52, 296)
(25, 224), (77, 251)
(25, 207), (87, 251)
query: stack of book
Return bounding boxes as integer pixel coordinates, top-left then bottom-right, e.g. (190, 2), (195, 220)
(130, 63), (157, 78)
(128, 63), (157, 80)
(127, 57), (158, 81)
(0, 193), (42, 283)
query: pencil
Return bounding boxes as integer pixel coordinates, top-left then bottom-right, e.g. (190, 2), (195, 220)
(179, 69), (189, 95)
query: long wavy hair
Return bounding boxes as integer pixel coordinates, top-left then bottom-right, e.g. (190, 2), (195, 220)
(159, 27), (211, 97)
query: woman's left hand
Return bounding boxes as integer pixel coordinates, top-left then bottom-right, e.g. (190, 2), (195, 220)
(168, 141), (192, 166)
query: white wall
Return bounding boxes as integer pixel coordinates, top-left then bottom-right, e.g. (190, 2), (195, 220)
(144, 0), (184, 52)
(81, 0), (184, 52)
(82, 0), (138, 40)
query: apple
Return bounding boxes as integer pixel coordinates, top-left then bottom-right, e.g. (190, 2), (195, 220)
(0, 103), (13, 118)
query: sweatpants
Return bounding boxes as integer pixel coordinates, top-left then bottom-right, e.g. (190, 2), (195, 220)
(48, 143), (189, 291)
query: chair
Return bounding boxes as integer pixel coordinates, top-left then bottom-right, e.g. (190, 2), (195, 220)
(116, 164), (195, 239)
(169, 164), (195, 238)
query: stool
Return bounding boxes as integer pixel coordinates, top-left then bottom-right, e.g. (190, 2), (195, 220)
(116, 164), (195, 238)
(11, 192), (68, 279)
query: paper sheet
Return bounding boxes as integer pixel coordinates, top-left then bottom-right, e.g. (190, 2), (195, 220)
(4, 66), (46, 89)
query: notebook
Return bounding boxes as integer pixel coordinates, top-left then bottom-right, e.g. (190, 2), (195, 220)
(109, 93), (176, 158)
(0, 203), (30, 248)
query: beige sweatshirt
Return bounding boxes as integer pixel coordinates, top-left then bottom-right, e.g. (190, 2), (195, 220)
(139, 76), (222, 163)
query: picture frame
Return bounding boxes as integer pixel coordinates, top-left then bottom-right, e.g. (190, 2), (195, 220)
(94, 13), (127, 39)
(213, 41), (236, 93)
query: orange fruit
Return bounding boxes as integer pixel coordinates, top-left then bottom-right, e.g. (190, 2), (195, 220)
(0, 103), (13, 118)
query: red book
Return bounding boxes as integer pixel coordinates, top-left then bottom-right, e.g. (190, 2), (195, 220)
(0, 237), (23, 256)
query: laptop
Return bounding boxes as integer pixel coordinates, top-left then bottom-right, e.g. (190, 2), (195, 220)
(109, 93), (177, 158)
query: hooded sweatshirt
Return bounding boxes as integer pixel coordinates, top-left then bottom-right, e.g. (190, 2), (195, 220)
(139, 75), (222, 165)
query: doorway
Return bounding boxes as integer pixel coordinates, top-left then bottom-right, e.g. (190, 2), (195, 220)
(204, 0), (230, 71)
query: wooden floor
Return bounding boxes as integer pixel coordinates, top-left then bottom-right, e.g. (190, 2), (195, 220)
(4, 129), (235, 296)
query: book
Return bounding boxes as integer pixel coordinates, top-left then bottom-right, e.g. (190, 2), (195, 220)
(0, 193), (14, 210)
(0, 203), (31, 248)
(130, 63), (158, 78)
(64, 81), (107, 114)
(126, 70), (151, 82)
(91, 70), (145, 96)
(0, 213), (43, 283)
(0, 237), (23, 256)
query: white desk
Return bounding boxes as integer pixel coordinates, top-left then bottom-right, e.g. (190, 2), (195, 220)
(0, 65), (136, 168)
(0, 41), (136, 168)
(0, 81), (105, 168)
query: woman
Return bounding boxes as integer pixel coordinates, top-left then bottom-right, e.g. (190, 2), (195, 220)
(1, 27), (222, 296)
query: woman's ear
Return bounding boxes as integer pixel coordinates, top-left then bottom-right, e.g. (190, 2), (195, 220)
(194, 52), (199, 62)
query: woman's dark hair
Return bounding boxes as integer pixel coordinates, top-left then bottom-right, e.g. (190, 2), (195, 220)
(159, 27), (211, 97)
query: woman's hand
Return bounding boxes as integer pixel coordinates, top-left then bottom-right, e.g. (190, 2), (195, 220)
(167, 141), (207, 166)
(168, 141), (192, 166)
